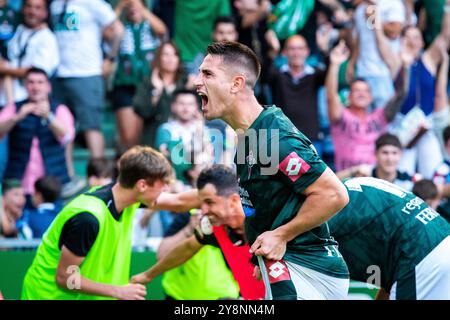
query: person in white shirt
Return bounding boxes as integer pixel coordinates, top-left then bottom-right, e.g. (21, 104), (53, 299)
(350, 0), (406, 108)
(50, 0), (124, 158)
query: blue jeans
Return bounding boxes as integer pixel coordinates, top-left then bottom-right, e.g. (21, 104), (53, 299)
(0, 135), (8, 181)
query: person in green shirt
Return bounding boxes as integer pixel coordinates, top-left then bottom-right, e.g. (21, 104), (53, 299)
(0, 0), (20, 59)
(113, 0), (167, 149)
(21, 146), (173, 300)
(192, 41), (350, 299)
(328, 177), (450, 300)
(174, 0), (230, 72)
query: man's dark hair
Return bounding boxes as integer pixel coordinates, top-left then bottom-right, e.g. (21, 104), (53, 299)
(412, 179), (438, 201)
(213, 16), (237, 30)
(35, 176), (62, 203)
(118, 146), (173, 188)
(25, 67), (49, 80)
(197, 165), (238, 197)
(443, 126), (450, 144)
(375, 133), (402, 151)
(173, 89), (198, 102)
(206, 41), (261, 88)
(87, 157), (116, 179)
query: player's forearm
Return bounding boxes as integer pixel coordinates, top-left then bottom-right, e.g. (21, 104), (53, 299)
(275, 193), (346, 242)
(275, 171), (349, 242)
(154, 189), (201, 213)
(157, 226), (193, 260)
(56, 272), (119, 299)
(144, 237), (201, 280)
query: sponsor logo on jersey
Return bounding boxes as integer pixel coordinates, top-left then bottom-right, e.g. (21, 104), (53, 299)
(264, 260), (291, 283)
(278, 152), (310, 182)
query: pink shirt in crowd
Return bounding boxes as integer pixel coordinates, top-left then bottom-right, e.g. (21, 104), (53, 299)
(331, 107), (388, 171)
(0, 103), (75, 195)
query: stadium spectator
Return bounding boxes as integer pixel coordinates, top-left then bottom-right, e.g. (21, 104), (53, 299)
(213, 16), (239, 43)
(266, 34), (327, 155)
(112, 0), (167, 149)
(0, 0), (60, 103)
(393, 0), (450, 178)
(0, 179), (25, 238)
(0, 68), (75, 196)
(326, 41), (409, 171)
(337, 133), (421, 191)
(194, 41), (350, 300)
(87, 157), (116, 188)
(412, 179), (441, 210)
(350, 0), (406, 108)
(173, 0), (230, 74)
(18, 176), (63, 239)
(133, 41), (189, 147)
(233, 0), (279, 103)
(0, 0), (20, 59)
(50, 0), (124, 158)
(0, 76), (13, 181)
(155, 89), (212, 185)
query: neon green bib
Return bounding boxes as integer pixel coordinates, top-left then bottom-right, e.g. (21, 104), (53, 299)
(21, 194), (139, 300)
(162, 212), (239, 300)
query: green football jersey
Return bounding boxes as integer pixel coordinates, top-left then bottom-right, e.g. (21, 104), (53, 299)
(236, 106), (349, 279)
(329, 177), (450, 291)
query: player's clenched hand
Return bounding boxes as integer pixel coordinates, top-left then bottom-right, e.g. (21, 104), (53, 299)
(250, 230), (287, 260)
(130, 272), (153, 285)
(114, 283), (147, 300)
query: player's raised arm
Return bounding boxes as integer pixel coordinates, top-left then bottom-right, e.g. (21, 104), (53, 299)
(131, 235), (203, 284)
(153, 189), (202, 213)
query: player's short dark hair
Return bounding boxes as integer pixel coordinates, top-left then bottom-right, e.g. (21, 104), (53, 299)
(375, 133), (402, 151)
(213, 16), (237, 30)
(443, 126), (450, 144)
(118, 146), (173, 188)
(206, 41), (261, 88)
(197, 165), (239, 197)
(412, 179), (438, 201)
(35, 176), (62, 203)
(87, 157), (116, 179)
(25, 67), (49, 80)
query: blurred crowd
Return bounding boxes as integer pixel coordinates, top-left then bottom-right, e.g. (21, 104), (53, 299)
(0, 0), (450, 242)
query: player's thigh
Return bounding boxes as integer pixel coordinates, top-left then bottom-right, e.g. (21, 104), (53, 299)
(266, 260), (348, 300)
(415, 235), (450, 299)
(391, 236), (450, 300)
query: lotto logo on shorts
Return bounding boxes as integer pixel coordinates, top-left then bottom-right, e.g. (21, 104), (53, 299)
(265, 260), (291, 284)
(278, 152), (310, 182)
